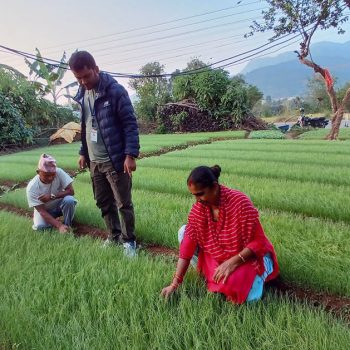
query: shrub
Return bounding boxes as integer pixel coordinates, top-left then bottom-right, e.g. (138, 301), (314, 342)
(169, 111), (188, 130)
(0, 93), (33, 147)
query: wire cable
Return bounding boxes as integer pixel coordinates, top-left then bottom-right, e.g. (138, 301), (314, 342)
(0, 31), (303, 79)
(44, 0), (262, 51)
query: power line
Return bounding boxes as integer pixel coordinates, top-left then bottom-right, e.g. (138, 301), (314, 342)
(97, 30), (261, 60)
(8, 13), (265, 68)
(44, 0), (262, 51)
(216, 38), (302, 70)
(0, 26), (264, 69)
(75, 14), (266, 56)
(0, 31), (302, 80)
(0, 11), (265, 68)
(100, 37), (257, 67)
(2, 15), (329, 82)
(105, 32), (304, 77)
(57, 8), (266, 55)
(0, 24), (262, 65)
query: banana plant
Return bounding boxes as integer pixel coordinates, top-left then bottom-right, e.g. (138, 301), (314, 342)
(25, 48), (68, 105)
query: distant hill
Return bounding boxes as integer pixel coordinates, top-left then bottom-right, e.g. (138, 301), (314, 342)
(242, 41), (350, 98)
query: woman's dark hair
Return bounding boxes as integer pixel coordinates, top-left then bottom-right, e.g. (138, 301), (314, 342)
(68, 51), (97, 71)
(187, 165), (221, 188)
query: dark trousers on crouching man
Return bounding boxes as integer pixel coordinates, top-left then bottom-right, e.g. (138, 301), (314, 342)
(90, 161), (136, 243)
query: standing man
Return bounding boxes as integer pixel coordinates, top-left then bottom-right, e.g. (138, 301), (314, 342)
(26, 154), (77, 233)
(69, 51), (140, 257)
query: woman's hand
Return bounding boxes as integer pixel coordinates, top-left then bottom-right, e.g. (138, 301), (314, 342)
(160, 285), (177, 299)
(213, 257), (240, 284)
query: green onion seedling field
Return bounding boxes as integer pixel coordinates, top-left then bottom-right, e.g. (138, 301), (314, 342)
(1, 136), (349, 349)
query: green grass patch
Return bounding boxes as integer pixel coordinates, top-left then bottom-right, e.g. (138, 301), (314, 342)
(249, 130), (285, 139)
(1, 211), (349, 350)
(129, 167), (350, 224)
(0, 131), (245, 182)
(1, 139), (350, 296)
(139, 130), (246, 153)
(195, 139), (350, 155)
(139, 154), (350, 187)
(2, 176), (350, 297)
(298, 128), (350, 140)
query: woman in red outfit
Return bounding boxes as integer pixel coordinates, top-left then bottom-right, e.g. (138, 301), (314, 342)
(161, 165), (279, 303)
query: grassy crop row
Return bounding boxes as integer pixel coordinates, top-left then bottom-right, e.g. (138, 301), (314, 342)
(139, 130), (246, 153)
(1, 138), (349, 296)
(0, 131), (245, 182)
(129, 167), (350, 224)
(66, 166), (349, 223)
(298, 128), (350, 140)
(139, 154), (350, 187)
(2, 177), (350, 297)
(186, 139), (350, 155)
(1, 211), (349, 350)
(163, 147), (350, 170)
(248, 130), (285, 139)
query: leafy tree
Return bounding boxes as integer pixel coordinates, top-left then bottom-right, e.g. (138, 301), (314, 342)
(172, 59), (231, 113)
(172, 59), (263, 126)
(230, 75), (263, 110)
(220, 79), (249, 126)
(0, 67), (75, 141)
(0, 92), (33, 147)
(0, 64), (26, 79)
(172, 74), (195, 101)
(172, 58), (208, 101)
(338, 81), (350, 111)
(247, 0), (350, 139)
(25, 48), (68, 105)
(246, 84), (264, 110)
(0, 68), (42, 126)
(306, 77), (350, 114)
(184, 58), (208, 71)
(129, 62), (171, 121)
(193, 68), (230, 113)
(306, 76), (332, 112)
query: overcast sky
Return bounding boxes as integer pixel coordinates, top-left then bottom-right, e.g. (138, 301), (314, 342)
(1, 0), (349, 101)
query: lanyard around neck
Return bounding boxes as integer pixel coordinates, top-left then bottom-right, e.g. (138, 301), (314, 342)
(87, 90), (96, 117)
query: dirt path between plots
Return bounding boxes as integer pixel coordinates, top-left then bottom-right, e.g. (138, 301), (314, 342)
(0, 202), (349, 324)
(0, 136), (244, 191)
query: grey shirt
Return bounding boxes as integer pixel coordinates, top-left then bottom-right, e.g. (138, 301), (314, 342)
(84, 89), (110, 163)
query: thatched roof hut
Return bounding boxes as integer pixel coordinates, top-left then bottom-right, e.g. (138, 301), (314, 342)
(49, 122), (81, 144)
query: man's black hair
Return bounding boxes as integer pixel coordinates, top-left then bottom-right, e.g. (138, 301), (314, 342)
(69, 51), (97, 71)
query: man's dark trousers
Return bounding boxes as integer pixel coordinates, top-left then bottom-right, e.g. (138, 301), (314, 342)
(90, 161), (136, 243)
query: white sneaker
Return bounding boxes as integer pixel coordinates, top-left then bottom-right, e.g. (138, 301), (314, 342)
(123, 241), (137, 258)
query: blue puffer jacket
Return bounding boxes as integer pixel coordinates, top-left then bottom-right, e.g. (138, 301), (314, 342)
(74, 72), (140, 172)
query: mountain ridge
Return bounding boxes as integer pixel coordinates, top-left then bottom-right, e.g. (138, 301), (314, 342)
(241, 41), (350, 98)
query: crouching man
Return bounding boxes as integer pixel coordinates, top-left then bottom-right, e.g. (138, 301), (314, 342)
(26, 154), (77, 233)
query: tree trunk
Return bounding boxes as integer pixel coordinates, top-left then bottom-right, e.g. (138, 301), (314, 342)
(299, 57), (347, 140)
(327, 107), (344, 140)
(328, 87), (350, 139)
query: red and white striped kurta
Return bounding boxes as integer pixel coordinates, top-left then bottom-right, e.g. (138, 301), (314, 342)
(180, 185), (279, 303)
